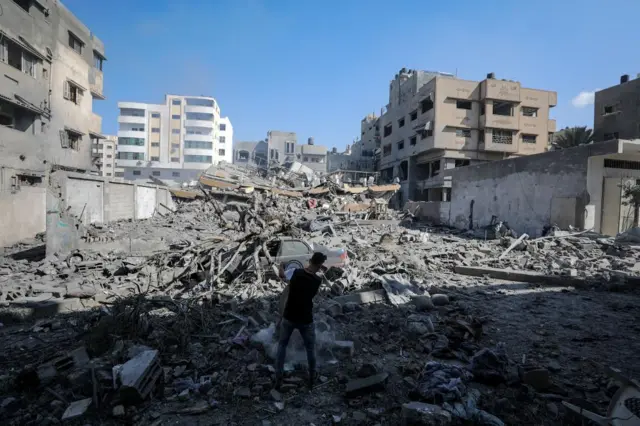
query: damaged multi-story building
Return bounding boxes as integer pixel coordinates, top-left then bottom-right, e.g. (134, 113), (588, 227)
(115, 95), (233, 183)
(593, 74), (640, 143)
(0, 0), (107, 190)
(233, 131), (328, 174)
(377, 69), (557, 207)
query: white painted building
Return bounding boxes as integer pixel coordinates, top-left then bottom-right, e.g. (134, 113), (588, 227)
(115, 95), (232, 183)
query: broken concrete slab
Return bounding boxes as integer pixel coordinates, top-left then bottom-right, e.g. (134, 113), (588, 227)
(401, 401), (452, 425)
(61, 398), (92, 421)
(345, 372), (389, 398)
(118, 350), (162, 403)
(453, 266), (589, 288)
(334, 289), (386, 306)
(332, 340), (355, 358)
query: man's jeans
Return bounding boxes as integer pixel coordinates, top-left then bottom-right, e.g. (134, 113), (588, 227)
(275, 318), (316, 381)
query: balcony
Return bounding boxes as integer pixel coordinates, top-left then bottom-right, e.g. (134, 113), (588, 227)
(184, 147), (214, 156)
(89, 68), (105, 100)
(481, 114), (519, 131)
(118, 130), (146, 139)
(184, 119), (214, 129)
(185, 105), (216, 114)
(89, 113), (102, 135)
(184, 133), (214, 142)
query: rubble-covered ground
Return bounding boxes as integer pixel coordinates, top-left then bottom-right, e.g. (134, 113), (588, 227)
(1, 190), (640, 425)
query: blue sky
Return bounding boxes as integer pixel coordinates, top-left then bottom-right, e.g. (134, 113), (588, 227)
(67, 0), (640, 151)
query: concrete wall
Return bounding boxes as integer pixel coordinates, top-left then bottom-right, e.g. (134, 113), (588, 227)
(445, 141), (621, 236)
(404, 201), (451, 225)
(0, 186), (47, 248)
(594, 77), (640, 142)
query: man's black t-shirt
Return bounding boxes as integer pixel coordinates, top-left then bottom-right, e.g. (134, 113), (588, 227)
(283, 268), (322, 324)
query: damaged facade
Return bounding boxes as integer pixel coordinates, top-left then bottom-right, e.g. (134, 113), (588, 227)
(0, 0), (107, 189)
(593, 74), (640, 143)
(377, 70), (557, 208)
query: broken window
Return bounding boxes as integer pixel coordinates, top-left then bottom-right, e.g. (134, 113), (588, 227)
(68, 31), (84, 55)
(492, 129), (513, 144)
(455, 129), (471, 138)
(410, 110), (418, 121)
(399, 161), (408, 180)
(522, 134), (537, 144)
(456, 100), (472, 110)
(383, 123), (392, 137)
(603, 105), (616, 115)
(480, 103), (486, 115)
(421, 95), (434, 113)
(430, 160), (440, 177)
(0, 38), (38, 78)
(421, 129), (433, 139)
(383, 144), (392, 156)
(61, 130), (82, 150)
(63, 80), (83, 105)
(410, 136), (417, 146)
(0, 99), (37, 132)
(454, 159), (470, 167)
(398, 118), (405, 128)
(238, 150), (250, 161)
(521, 107), (538, 117)
(93, 51), (103, 71)
(397, 140), (404, 150)
(492, 101), (514, 116)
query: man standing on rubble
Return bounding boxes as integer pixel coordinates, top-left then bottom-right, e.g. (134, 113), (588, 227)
(275, 252), (327, 391)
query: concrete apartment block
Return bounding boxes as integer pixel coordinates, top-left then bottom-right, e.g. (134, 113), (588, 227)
(0, 0), (106, 190)
(115, 95), (231, 184)
(377, 69), (557, 207)
(91, 135), (117, 177)
(594, 74), (640, 143)
(235, 132), (328, 174)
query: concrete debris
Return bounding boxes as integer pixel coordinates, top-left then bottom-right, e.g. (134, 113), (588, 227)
(1, 176), (640, 425)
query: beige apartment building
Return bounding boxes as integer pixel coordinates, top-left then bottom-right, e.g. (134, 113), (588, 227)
(378, 70), (557, 206)
(91, 135), (117, 177)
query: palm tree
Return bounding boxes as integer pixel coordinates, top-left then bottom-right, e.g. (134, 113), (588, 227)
(552, 126), (594, 150)
(622, 183), (640, 228)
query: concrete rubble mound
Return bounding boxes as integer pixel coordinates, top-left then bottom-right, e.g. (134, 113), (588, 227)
(1, 179), (640, 425)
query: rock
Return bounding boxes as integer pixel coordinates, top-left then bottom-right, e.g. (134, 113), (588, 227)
(325, 303), (342, 317)
(521, 368), (551, 391)
(412, 295), (434, 311)
(345, 372), (389, 398)
(112, 405), (125, 417)
(352, 411), (367, 422)
(0, 397), (18, 413)
(235, 387), (251, 398)
(61, 398), (92, 421)
(408, 320), (434, 336)
(431, 294), (450, 306)
(547, 361), (562, 373)
(333, 340), (355, 358)
(177, 389), (190, 401)
(402, 401), (452, 425)
(547, 402), (558, 416)
(270, 389), (282, 402)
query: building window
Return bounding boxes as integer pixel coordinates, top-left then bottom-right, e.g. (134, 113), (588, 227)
(185, 140), (212, 149)
(492, 101), (514, 116)
(522, 134), (537, 144)
(521, 107), (538, 117)
(0, 39), (39, 78)
(604, 132), (619, 140)
(397, 140), (404, 150)
(0, 99), (36, 132)
(152, 128), (160, 133)
(410, 110), (418, 121)
(115, 172), (124, 177)
(106, 172), (112, 176)
(285, 141), (294, 153)
(171, 129), (180, 134)
(151, 171), (161, 176)
(63, 81), (83, 105)
(151, 142), (160, 147)
(185, 112), (214, 121)
(132, 170), (141, 176)
(68, 32), (84, 55)
(172, 99), (181, 105)
(117, 137), (145, 146)
(398, 118), (405, 128)
(410, 136), (417, 146)
(220, 136), (226, 144)
(150, 156), (160, 161)
(93, 52), (104, 71)
(421, 95), (434, 113)
(172, 172), (180, 177)
(456, 100), (472, 110)
(455, 159), (470, 167)
(171, 114), (181, 120)
(117, 152), (145, 160)
(105, 164), (112, 168)
(151, 112), (160, 118)
(492, 129), (513, 144)
(218, 149), (225, 156)
(170, 157), (179, 162)
(383, 123), (392, 137)
(220, 123), (226, 131)
(421, 129), (433, 139)
(383, 144), (391, 157)
(186, 98), (214, 107)
(130, 127), (145, 132)
(455, 128), (471, 138)
(12, 0), (31, 12)
(61, 130), (82, 150)
(171, 143), (180, 150)
(184, 155), (213, 163)
(270, 149), (279, 160)
(106, 154), (112, 158)
(120, 108), (145, 117)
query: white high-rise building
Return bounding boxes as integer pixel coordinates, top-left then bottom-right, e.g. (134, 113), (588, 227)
(115, 95), (232, 183)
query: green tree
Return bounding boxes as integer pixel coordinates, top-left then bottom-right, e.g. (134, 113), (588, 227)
(622, 182), (640, 227)
(552, 126), (594, 150)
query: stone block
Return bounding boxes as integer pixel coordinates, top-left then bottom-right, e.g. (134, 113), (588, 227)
(333, 341), (354, 358)
(334, 289), (386, 306)
(401, 402), (452, 425)
(345, 372), (389, 398)
(61, 398), (92, 421)
(118, 350), (162, 403)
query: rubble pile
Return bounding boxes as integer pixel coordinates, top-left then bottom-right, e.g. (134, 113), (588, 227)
(1, 184), (640, 425)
